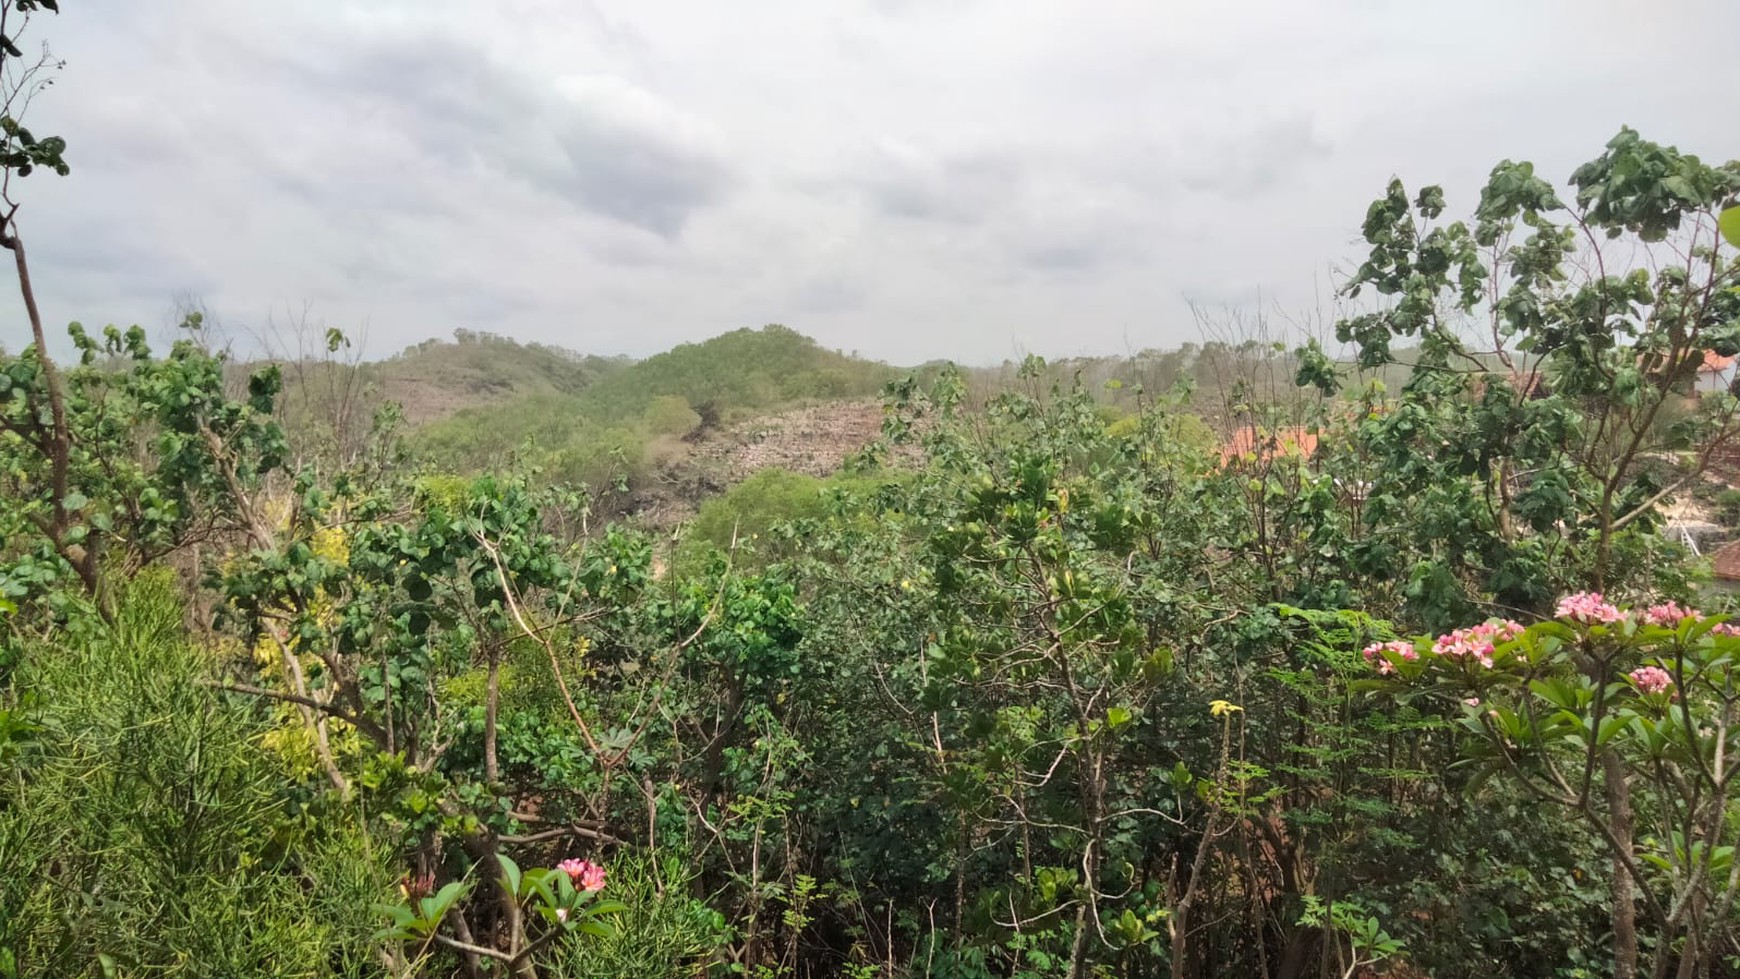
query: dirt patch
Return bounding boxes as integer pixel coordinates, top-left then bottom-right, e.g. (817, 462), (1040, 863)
(620, 400), (912, 528)
(698, 400), (891, 480)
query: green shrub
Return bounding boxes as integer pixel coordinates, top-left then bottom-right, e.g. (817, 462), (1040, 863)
(642, 396), (702, 438)
(545, 853), (726, 979)
(679, 468), (892, 569)
(1715, 488), (1740, 527)
(0, 574), (395, 978)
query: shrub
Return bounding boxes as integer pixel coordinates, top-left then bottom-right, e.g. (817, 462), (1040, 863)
(0, 574), (395, 978)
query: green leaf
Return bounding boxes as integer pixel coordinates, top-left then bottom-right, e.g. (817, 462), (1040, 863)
(62, 491), (87, 512)
(1106, 705), (1133, 730)
(429, 880), (469, 915)
(1597, 713), (1628, 747)
(1721, 207), (1740, 250)
(576, 918), (617, 938)
(586, 899), (629, 916)
(497, 853), (522, 898)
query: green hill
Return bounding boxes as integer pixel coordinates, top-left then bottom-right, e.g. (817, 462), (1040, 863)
(373, 329), (628, 424)
(571, 324), (894, 425)
(410, 325), (898, 494)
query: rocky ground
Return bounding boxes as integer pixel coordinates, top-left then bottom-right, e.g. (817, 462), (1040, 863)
(622, 399), (902, 528)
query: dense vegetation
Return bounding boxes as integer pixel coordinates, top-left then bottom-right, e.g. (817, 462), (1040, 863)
(7, 9), (1740, 979)
(410, 325), (895, 500)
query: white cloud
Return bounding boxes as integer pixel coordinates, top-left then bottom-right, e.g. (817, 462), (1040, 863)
(2, 0), (1736, 365)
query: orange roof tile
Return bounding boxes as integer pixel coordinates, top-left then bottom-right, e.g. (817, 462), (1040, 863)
(1712, 539), (1740, 581)
(1703, 351), (1736, 373)
(1219, 426), (1319, 463)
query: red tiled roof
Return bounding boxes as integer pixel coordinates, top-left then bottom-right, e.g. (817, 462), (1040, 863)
(1703, 351), (1736, 373)
(1219, 426), (1319, 463)
(1712, 539), (1740, 581)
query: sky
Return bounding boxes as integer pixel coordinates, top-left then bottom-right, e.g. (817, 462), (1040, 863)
(2, 0), (1736, 365)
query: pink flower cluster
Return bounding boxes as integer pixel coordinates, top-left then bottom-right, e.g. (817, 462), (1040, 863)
(1629, 666), (1673, 695)
(1555, 592), (1624, 624)
(557, 858), (607, 893)
(1641, 601), (1701, 627)
(1431, 620), (1524, 669)
(1361, 640), (1417, 675)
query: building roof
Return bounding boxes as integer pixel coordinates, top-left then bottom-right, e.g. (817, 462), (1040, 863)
(1703, 350), (1737, 374)
(1712, 538), (1740, 581)
(1219, 426), (1319, 464)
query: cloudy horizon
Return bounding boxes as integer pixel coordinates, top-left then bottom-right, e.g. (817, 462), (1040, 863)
(3, 0), (1737, 366)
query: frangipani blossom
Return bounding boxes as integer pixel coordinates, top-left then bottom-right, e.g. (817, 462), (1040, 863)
(1629, 666), (1673, 695)
(1362, 640), (1416, 675)
(1556, 592), (1624, 625)
(1431, 620), (1522, 669)
(559, 858), (607, 893)
(1642, 601), (1701, 627)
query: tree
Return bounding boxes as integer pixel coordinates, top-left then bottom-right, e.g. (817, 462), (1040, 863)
(1313, 130), (1740, 979)
(1295, 130), (1740, 624)
(0, 1), (79, 608)
(1371, 597), (1740, 978)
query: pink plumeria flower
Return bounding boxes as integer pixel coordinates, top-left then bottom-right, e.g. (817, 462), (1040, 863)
(579, 862), (606, 893)
(558, 858), (607, 893)
(1555, 592), (1624, 625)
(1629, 666), (1673, 695)
(1361, 640), (1414, 674)
(1433, 626), (1501, 669)
(555, 907), (569, 922)
(1463, 697), (1481, 707)
(1642, 601), (1700, 627)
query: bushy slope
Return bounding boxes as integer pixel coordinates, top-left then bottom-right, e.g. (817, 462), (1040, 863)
(372, 330), (628, 424)
(410, 325), (898, 492)
(571, 324), (894, 424)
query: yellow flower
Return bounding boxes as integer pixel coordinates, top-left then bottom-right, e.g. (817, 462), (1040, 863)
(1209, 700), (1243, 717)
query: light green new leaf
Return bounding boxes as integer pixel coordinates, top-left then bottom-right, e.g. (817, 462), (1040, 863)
(1722, 207), (1740, 249)
(497, 854), (522, 898)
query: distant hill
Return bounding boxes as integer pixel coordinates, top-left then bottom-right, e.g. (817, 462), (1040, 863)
(408, 325), (899, 499)
(570, 324), (895, 425)
(372, 330), (628, 425)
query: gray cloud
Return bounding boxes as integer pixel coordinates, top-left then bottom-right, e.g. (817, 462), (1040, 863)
(850, 145), (1024, 225)
(3, 0), (1737, 366)
(257, 29), (736, 239)
(1179, 116), (1334, 197)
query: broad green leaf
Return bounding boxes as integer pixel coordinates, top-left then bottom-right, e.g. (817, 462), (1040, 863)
(497, 854), (522, 898)
(1597, 714), (1628, 747)
(430, 880), (469, 915)
(1722, 207), (1740, 249)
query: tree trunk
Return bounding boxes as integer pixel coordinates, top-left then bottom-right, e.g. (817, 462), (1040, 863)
(1604, 750), (1639, 979)
(485, 650), (500, 783)
(5, 223), (111, 619)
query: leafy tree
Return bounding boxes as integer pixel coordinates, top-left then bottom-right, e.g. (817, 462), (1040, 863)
(1371, 596), (1740, 977)
(1297, 129), (1740, 622)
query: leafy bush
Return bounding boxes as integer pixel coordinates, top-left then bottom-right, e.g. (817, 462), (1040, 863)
(544, 853), (727, 979)
(0, 574), (395, 978)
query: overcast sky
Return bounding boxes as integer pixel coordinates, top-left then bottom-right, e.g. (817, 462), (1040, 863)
(5, 0), (1737, 364)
